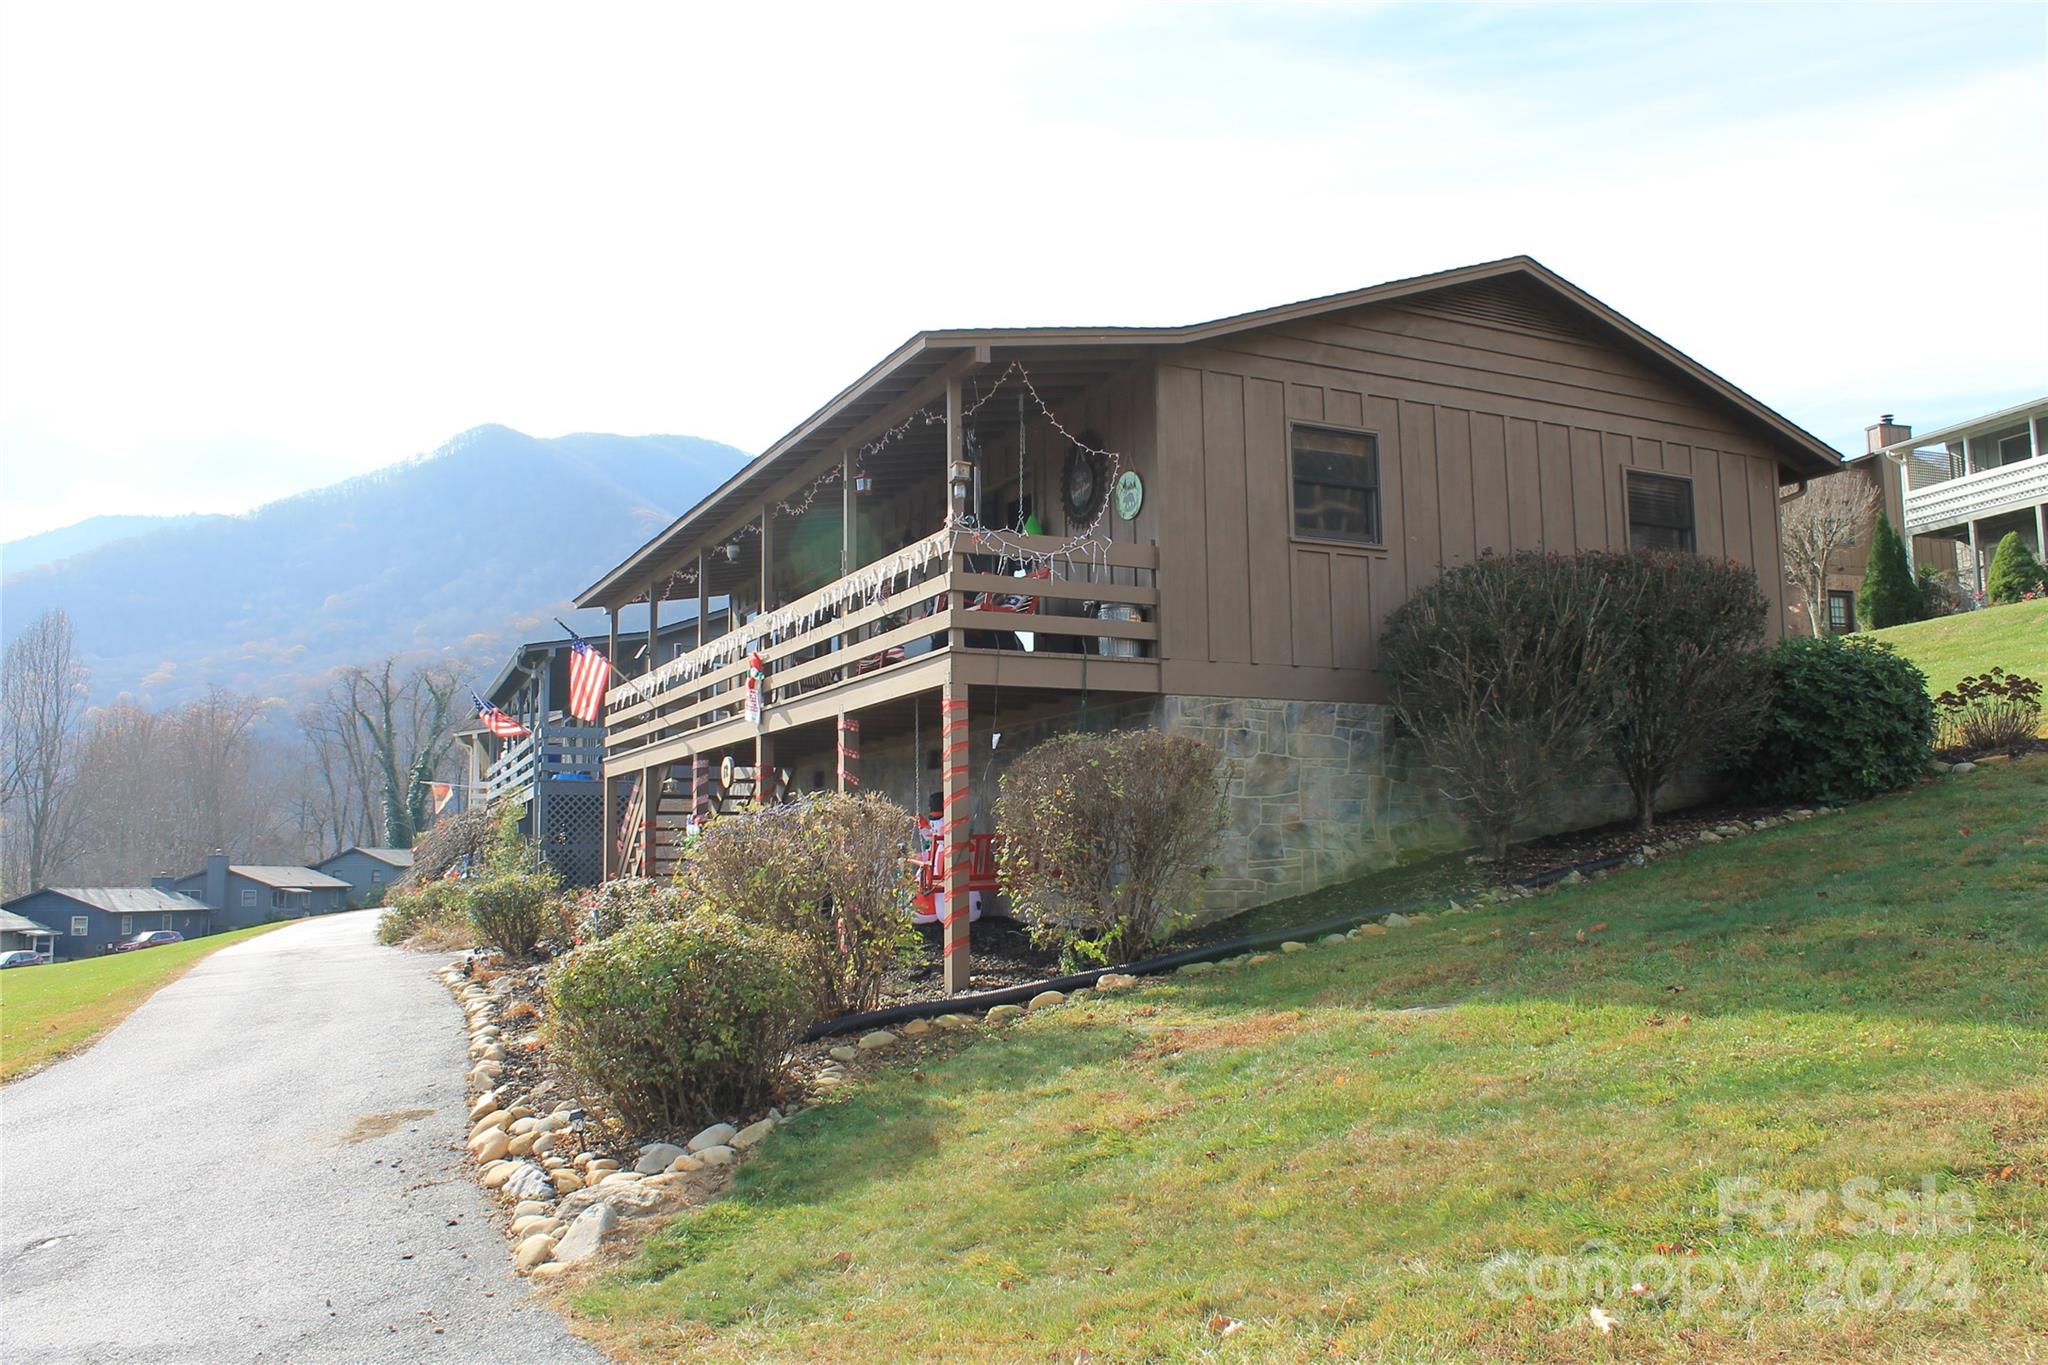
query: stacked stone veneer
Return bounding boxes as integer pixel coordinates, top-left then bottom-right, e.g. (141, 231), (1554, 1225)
(831, 692), (1692, 924)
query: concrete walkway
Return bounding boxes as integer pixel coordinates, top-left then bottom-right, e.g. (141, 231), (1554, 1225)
(1, 911), (601, 1363)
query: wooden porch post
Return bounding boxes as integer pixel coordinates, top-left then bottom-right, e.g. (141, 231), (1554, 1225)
(645, 579), (661, 675)
(837, 714), (859, 793)
(941, 680), (972, 993)
(533, 653), (553, 850)
(688, 754), (706, 830)
(696, 550), (710, 648)
(841, 446), (856, 575)
(601, 609), (618, 880)
(640, 761), (659, 879)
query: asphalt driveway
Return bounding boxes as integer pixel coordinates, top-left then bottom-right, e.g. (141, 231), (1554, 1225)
(1, 910), (600, 1363)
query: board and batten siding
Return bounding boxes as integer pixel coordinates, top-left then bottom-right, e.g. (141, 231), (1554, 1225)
(1155, 292), (1792, 703)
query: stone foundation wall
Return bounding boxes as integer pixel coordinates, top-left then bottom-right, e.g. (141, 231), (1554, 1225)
(837, 691), (1707, 925)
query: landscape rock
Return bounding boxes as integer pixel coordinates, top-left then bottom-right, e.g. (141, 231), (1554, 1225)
(667, 1153), (705, 1173)
(1029, 990), (1067, 1009)
(530, 1263), (569, 1280)
(1320, 933), (1348, 946)
(508, 1116), (539, 1136)
(1383, 913), (1412, 928)
(515, 1234), (556, 1270)
(1095, 973), (1140, 991)
(900, 1017), (933, 1037)
(856, 1030), (898, 1051)
(1951, 761), (1978, 775)
(1246, 953), (1273, 966)
(1699, 831), (1723, 843)
(635, 1143), (687, 1174)
(469, 1111), (509, 1140)
(1356, 924), (1387, 937)
(511, 1199), (550, 1219)
(503, 1162), (555, 1202)
(931, 1013), (971, 1029)
(470, 1130), (511, 1163)
(467, 1092), (500, 1121)
(985, 1003), (1026, 1024)
(551, 1203), (618, 1265)
(695, 1144), (737, 1166)
(828, 1045), (860, 1063)
(532, 1133), (558, 1156)
(1280, 941), (1307, 953)
(687, 1123), (738, 1152)
(510, 1213), (554, 1236)
(508, 1133), (538, 1157)
(731, 1119), (776, 1150)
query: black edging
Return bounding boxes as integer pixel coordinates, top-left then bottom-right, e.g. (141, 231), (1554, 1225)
(805, 843), (1652, 1041)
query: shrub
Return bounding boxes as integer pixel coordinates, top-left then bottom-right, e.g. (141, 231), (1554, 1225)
(1985, 532), (2048, 605)
(1741, 635), (1933, 803)
(1934, 668), (2043, 755)
(1379, 552), (1635, 857)
(376, 880), (471, 949)
(465, 870), (561, 960)
(1594, 551), (1771, 832)
(1917, 565), (1965, 619)
(545, 910), (809, 1129)
(996, 730), (1225, 967)
(1858, 512), (1921, 629)
(566, 877), (688, 944)
(684, 793), (918, 1017)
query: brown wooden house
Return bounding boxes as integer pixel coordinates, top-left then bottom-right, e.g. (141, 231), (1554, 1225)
(578, 256), (1840, 988)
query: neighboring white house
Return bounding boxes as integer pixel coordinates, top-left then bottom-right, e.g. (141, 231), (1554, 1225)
(1863, 398), (2048, 596)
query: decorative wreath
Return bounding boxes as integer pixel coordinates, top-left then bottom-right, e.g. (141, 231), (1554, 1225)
(1061, 435), (1108, 526)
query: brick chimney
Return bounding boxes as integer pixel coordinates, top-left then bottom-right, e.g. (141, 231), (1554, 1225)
(1866, 414), (1912, 456)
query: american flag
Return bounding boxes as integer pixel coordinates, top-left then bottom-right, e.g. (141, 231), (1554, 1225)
(566, 636), (613, 723)
(472, 690), (530, 739)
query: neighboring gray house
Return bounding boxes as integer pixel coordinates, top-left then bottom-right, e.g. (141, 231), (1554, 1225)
(172, 854), (350, 931)
(1, 907), (60, 957)
(0, 885), (215, 960)
(314, 847), (413, 907)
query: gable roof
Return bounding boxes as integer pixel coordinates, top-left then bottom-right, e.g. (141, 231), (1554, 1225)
(0, 908), (58, 935)
(319, 847), (414, 871)
(179, 865), (351, 891)
(5, 887), (213, 916)
(578, 255), (1841, 609)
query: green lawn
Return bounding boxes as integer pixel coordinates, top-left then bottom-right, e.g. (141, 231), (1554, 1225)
(0, 922), (286, 1080)
(576, 760), (2048, 1363)
(1864, 597), (2048, 699)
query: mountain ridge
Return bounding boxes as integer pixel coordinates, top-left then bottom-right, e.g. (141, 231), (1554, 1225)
(1, 425), (746, 709)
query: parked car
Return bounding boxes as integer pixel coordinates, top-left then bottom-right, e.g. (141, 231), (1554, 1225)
(0, 949), (49, 968)
(112, 930), (185, 953)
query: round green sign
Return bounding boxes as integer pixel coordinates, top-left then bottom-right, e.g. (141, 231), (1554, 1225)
(1114, 469), (1144, 521)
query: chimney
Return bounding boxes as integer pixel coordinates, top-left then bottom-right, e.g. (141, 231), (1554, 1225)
(1866, 414), (1912, 456)
(204, 850), (229, 909)
(151, 873), (176, 893)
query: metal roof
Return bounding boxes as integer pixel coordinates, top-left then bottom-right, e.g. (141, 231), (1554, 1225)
(0, 908), (58, 934)
(221, 866), (351, 890)
(320, 847), (415, 870)
(577, 255), (1843, 609)
(1880, 397), (2048, 456)
(21, 888), (214, 915)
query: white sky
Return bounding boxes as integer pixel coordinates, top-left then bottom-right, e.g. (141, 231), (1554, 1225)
(2, 2), (2042, 539)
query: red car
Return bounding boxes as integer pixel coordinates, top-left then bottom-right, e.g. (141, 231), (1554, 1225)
(113, 930), (185, 953)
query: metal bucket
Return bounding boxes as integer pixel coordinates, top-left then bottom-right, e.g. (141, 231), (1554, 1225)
(1093, 602), (1144, 658)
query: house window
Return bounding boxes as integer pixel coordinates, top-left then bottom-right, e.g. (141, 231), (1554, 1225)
(241, 888), (257, 908)
(271, 889), (286, 910)
(370, 869), (383, 884)
(1996, 430), (2032, 466)
(70, 916), (87, 937)
(1290, 425), (1382, 545)
(121, 914), (133, 935)
(1828, 590), (1856, 634)
(1627, 471), (1697, 552)
(162, 913), (174, 930)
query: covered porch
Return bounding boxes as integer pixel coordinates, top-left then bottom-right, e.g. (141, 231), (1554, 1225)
(581, 342), (1166, 991)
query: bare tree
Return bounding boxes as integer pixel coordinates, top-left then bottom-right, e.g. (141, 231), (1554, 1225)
(1, 609), (90, 895)
(343, 659), (464, 848)
(1782, 474), (1878, 636)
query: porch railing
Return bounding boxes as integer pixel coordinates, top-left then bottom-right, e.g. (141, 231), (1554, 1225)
(602, 525), (1160, 764)
(1903, 456), (2048, 535)
(482, 723), (607, 802)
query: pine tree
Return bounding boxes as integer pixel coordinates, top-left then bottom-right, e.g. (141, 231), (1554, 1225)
(1859, 512), (1921, 629)
(1985, 531), (2048, 604)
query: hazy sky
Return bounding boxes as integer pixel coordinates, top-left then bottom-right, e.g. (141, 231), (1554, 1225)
(2, 2), (2042, 539)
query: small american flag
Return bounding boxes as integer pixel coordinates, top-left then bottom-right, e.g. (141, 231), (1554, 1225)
(566, 636), (613, 724)
(473, 690), (530, 739)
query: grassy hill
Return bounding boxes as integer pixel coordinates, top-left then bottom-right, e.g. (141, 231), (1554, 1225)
(1864, 597), (2048, 698)
(574, 760), (2048, 1362)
